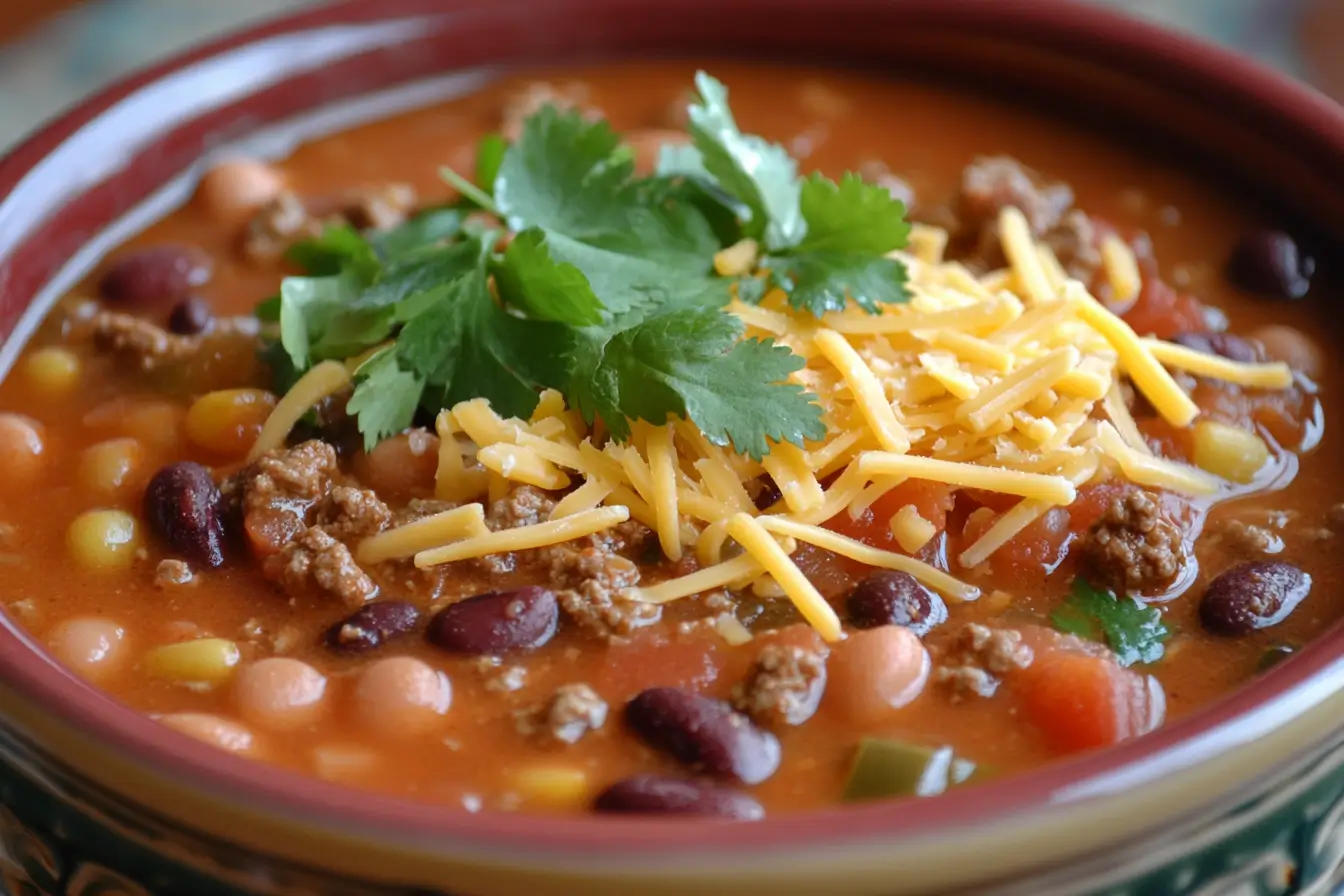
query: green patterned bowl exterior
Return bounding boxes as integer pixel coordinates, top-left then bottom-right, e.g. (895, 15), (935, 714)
(2, 1), (1344, 894)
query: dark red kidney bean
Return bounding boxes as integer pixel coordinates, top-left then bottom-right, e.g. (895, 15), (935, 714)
(846, 570), (947, 636)
(1200, 562), (1311, 636)
(99, 245), (213, 306)
(326, 601), (421, 653)
(1172, 331), (1261, 364)
(166, 297), (214, 335)
(593, 775), (764, 819)
(143, 462), (226, 568)
(1226, 229), (1314, 300)
(426, 586), (557, 655)
(625, 687), (781, 785)
(751, 476), (782, 511)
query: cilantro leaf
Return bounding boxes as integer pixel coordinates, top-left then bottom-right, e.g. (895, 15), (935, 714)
(568, 306), (824, 458)
(493, 229), (604, 326)
(795, 172), (910, 254)
(1051, 579), (1170, 667)
(369, 208), (465, 259)
(768, 253), (909, 316)
(350, 240), (481, 312)
(494, 106), (628, 237)
(496, 109), (718, 268)
(396, 248), (564, 419)
(347, 348), (424, 451)
(277, 274), (361, 369)
(285, 226), (381, 280)
(682, 71), (803, 250)
(475, 133), (508, 193)
(255, 295), (281, 323)
(764, 173), (912, 316)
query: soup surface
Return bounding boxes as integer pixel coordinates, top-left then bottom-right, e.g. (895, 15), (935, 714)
(0, 61), (1337, 817)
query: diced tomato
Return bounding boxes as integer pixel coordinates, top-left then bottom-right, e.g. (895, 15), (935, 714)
(1012, 647), (1157, 755)
(960, 488), (1019, 513)
(824, 480), (954, 552)
(1066, 480), (1130, 535)
(597, 628), (724, 700)
(957, 504), (1071, 584)
(1120, 276), (1206, 340)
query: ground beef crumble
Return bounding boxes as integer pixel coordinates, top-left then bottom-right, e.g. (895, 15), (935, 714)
(474, 486), (558, 573)
(517, 683), (608, 744)
(473, 656), (528, 693)
(548, 545), (659, 638)
(936, 623), (1033, 701)
(1042, 209), (1103, 281)
(90, 311), (255, 371)
(732, 644), (827, 727)
(1080, 490), (1186, 595)
(954, 156), (1073, 265)
(1215, 519), (1282, 555)
(314, 486), (392, 541)
(243, 185), (417, 262)
(261, 526), (377, 609)
(154, 559), (194, 589)
(501, 82), (599, 140)
(393, 498), (460, 526)
(227, 440), (338, 541)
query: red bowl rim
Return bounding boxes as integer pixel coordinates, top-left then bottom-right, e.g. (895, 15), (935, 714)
(1, 0), (1344, 865)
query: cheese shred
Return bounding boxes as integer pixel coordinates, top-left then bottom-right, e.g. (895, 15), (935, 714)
(272, 212), (1301, 643)
(247, 360), (351, 462)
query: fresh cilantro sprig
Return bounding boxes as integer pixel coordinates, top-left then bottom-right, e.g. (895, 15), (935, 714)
(1051, 578), (1170, 667)
(659, 73), (911, 316)
(261, 71), (915, 456)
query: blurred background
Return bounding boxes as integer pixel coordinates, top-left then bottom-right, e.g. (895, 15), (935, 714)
(0, 0), (1341, 153)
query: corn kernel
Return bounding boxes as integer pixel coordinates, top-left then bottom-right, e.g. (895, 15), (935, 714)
(143, 638), (241, 687)
(186, 389), (276, 458)
(510, 765), (590, 810)
(22, 347), (81, 395)
(66, 509), (140, 571)
(77, 438), (143, 496)
(1192, 421), (1269, 485)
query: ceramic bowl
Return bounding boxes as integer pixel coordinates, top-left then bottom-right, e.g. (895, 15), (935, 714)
(2, 1), (1344, 894)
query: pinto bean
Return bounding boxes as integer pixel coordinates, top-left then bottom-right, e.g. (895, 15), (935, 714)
(425, 586), (558, 655)
(99, 245), (213, 306)
(1199, 562), (1311, 636)
(326, 601), (421, 653)
(196, 159), (285, 223)
(1227, 229), (1314, 300)
(845, 570), (947, 636)
(143, 461), (226, 567)
(1252, 324), (1322, 379)
(624, 687), (781, 785)
(593, 775), (764, 819)
(825, 625), (930, 725)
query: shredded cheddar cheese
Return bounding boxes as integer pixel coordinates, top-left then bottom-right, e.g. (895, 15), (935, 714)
(270, 215), (1303, 643)
(246, 360), (350, 462)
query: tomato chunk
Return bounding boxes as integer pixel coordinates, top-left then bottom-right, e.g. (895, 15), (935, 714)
(958, 505), (1070, 583)
(825, 480), (954, 552)
(1121, 277), (1206, 340)
(1013, 647), (1158, 755)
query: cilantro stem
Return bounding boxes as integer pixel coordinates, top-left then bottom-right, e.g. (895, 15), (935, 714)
(440, 166), (499, 215)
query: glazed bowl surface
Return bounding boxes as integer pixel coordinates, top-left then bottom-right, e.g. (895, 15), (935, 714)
(2, 1), (1344, 894)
